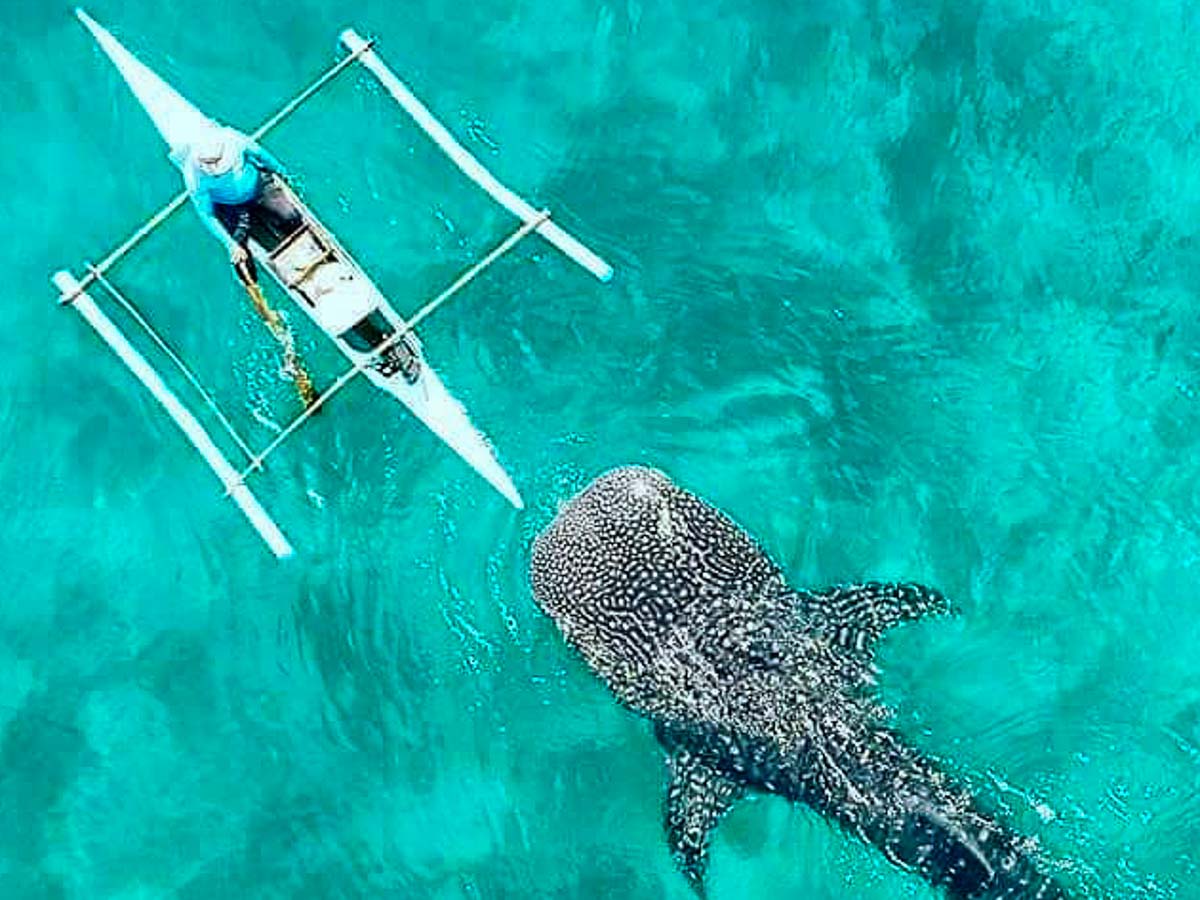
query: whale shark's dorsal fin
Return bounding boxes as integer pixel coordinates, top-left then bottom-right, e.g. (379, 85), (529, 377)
(796, 582), (954, 657)
(662, 746), (744, 897)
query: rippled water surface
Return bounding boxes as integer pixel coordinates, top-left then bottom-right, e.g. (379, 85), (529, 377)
(4, 0), (1200, 897)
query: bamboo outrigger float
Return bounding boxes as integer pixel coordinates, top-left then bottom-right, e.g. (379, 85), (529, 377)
(54, 10), (611, 559)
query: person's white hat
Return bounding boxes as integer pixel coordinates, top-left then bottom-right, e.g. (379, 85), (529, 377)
(192, 124), (236, 174)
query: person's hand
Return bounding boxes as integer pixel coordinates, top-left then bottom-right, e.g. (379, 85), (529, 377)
(229, 244), (249, 265)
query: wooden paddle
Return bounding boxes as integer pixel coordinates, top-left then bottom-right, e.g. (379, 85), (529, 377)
(235, 256), (318, 409)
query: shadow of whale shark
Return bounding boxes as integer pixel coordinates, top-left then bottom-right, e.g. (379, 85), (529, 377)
(530, 465), (1070, 898)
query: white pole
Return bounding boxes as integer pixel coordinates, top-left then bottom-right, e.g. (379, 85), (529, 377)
(52, 271), (294, 560)
(339, 28), (613, 283)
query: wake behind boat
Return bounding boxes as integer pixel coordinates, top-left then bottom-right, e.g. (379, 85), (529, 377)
(54, 10), (612, 557)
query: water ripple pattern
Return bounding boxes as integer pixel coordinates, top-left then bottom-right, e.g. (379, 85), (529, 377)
(3, 0), (1200, 897)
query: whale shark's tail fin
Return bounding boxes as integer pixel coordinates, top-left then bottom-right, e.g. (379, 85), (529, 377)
(803, 726), (1071, 899)
(806, 739), (1070, 900)
(883, 801), (1070, 899)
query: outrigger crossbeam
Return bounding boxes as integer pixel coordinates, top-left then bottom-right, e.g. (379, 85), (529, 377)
(53, 15), (612, 559)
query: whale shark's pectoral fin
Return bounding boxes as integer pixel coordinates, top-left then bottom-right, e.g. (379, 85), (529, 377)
(797, 582), (954, 657)
(664, 748), (744, 897)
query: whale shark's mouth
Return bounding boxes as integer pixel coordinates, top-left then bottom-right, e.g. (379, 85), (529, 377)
(565, 465), (672, 529)
(530, 466), (668, 619)
(529, 464), (787, 657)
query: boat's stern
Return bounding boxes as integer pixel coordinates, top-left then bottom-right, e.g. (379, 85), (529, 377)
(260, 228), (520, 508)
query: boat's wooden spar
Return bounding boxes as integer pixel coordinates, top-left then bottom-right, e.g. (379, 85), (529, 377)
(339, 29), (613, 283)
(51, 271), (294, 559)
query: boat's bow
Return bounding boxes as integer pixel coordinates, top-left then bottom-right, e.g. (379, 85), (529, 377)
(76, 8), (214, 164)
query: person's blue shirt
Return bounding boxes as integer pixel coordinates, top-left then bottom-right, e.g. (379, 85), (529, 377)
(183, 130), (288, 250)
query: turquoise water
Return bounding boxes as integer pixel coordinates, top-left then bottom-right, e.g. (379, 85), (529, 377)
(4, 0), (1199, 896)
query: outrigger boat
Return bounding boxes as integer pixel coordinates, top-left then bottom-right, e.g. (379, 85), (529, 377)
(54, 10), (611, 559)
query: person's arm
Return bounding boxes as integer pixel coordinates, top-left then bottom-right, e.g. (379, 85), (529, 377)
(230, 208), (253, 245)
(245, 140), (288, 180)
(189, 188), (236, 251)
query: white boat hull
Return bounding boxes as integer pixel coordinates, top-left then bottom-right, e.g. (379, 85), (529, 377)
(252, 185), (523, 508)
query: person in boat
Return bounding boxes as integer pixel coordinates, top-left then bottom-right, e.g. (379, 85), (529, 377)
(183, 123), (302, 273)
(184, 124), (420, 384)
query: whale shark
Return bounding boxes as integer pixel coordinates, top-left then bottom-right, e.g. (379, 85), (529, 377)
(530, 466), (1069, 898)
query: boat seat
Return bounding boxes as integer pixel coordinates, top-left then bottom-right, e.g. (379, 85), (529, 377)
(268, 224), (338, 303)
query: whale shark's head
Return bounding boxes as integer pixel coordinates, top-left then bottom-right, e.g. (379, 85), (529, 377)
(530, 466), (789, 708)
